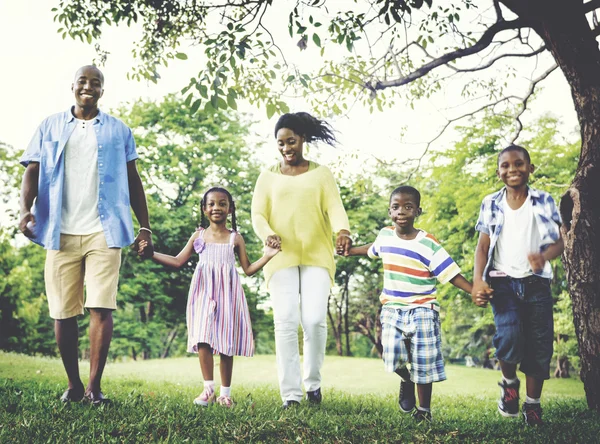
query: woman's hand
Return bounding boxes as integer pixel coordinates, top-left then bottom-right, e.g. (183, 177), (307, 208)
(266, 234), (282, 250)
(335, 230), (352, 256)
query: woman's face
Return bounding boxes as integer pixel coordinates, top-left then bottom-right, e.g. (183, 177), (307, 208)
(276, 127), (305, 166)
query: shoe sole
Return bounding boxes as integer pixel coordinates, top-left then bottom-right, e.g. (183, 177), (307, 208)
(399, 404), (415, 413)
(498, 404), (519, 418)
(194, 399), (214, 406)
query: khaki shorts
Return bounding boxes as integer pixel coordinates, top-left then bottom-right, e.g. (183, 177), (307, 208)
(44, 232), (122, 319)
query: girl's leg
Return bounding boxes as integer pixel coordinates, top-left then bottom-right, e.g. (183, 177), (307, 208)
(219, 354), (234, 387)
(197, 343), (214, 381)
(416, 383), (432, 409)
(299, 266), (330, 393)
(270, 267), (302, 403)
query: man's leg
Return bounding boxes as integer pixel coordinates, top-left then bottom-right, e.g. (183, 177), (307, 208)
(87, 308), (113, 396)
(55, 316), (84, 394)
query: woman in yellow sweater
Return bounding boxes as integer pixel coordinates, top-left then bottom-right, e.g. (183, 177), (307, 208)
(251, 112), (352, 408)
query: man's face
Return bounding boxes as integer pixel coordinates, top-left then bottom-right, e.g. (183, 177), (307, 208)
(72, 66), (104, 109)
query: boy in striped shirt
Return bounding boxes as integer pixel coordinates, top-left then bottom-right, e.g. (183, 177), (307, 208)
(347, 186), (476, 422)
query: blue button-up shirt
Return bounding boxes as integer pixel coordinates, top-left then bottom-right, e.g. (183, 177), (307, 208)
(475, 187), (562, 281)
(20, 108), (138, 250)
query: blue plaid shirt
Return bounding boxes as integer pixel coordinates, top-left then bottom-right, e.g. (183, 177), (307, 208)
(475, 187), (562, 281)
(20, 108), (138, 250)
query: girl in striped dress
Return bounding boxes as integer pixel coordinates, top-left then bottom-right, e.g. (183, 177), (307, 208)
(139, 187), (279, 407)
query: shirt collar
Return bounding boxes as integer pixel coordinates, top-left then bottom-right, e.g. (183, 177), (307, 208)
(493, 186), (539, 206)
(65, 107), (105, 125)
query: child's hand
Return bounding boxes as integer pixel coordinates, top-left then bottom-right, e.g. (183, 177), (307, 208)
(527, 252), (546, 274)
(266, 234), (281, 250)
(137, 239), (148, 257)
(264, 243), (280, 258)
(471, 281), (493, 307)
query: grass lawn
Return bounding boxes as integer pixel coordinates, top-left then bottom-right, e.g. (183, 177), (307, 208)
(1, 351), (598, 443)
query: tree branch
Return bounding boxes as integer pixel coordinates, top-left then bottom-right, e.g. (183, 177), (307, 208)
(452, 45), (546, 73)
(370, 18), (532, 91)
(509, 63), (559, 144)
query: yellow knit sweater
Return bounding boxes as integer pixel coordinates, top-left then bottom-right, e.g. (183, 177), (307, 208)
(251, 163), (350, 286)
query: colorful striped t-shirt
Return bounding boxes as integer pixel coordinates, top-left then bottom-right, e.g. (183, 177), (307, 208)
(367, 227), (461, 311)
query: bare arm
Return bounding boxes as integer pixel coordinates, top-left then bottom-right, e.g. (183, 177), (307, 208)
(150, 232), (198, 269)
(19, 162), (39, 238)
(235, 233), (279, 276)
(472, 232), (493, 306)
(450, 274), (473, 294)
(528, 234), (564, 273)
(346, 243), (373, 257)
(127, 160), (153, 258)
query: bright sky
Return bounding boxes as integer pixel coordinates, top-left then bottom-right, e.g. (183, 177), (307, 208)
(0, 1), (580, 182)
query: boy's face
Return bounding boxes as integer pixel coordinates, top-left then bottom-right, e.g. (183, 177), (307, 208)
(203, 191), (231, 223)
(496, 150), (534, 188)
(389, 193), (421, 230)
(72, 66), (104, 109)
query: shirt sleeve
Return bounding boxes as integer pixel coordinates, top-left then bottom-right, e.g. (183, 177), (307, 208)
(251, 171), (276, 241)
(321, 167), (350, 234)
(430, 244), (461, 284)
(546, 194), (562, 226)
(124, 125), (138, 163)
(474, 199), (490, 235)
(20, 123), (43, 167)
(367, 232), (382, 259)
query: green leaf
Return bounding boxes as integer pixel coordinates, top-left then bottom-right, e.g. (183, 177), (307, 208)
(190, 99), (201, 114)
(285, 75), (295, 83)
(227, 94), (237, 110)
(266, 103), (276, 119)
(217, 97), (228, 109)
(313, 33), (321, 47)
(175, 53), (188, 60)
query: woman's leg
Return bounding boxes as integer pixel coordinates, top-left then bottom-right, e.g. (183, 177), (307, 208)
(270, 267), (302, 402)
(299, 266), (331, 393)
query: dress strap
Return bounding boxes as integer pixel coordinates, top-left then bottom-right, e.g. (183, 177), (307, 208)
(229, 230), (237, 245)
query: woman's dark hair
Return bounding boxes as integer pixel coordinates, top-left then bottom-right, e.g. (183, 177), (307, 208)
(274, 112), (337, 146)
(200, 187), (237, 231)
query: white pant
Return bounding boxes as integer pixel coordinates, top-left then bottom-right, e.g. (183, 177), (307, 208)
(269, 266), (331, 402)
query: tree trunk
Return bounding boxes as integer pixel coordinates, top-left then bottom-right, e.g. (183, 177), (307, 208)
(343, 275), (352, 356)
(503, 0), (600, 410)
(327, 295), (343, 356)
(161, 328), (178, 359)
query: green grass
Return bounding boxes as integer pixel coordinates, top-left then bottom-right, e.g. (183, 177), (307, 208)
(1, 351), (598, 443)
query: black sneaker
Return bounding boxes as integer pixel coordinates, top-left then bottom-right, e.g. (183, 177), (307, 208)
(522, 402), (543, 426)
(398, 379), (416, 413)
(306, 388), (322, 404)
(412, 408), (432, 423)
(497, 379), (520, 417)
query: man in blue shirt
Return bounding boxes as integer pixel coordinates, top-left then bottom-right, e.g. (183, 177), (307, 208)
(18, 65), (153, 405)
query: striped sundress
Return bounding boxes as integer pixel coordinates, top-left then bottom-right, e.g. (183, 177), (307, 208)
(186, 228), (255, 357)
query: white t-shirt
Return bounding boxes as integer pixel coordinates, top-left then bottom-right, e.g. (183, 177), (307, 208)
(60, 118), (103, 235)
(493, 194), (551, 278)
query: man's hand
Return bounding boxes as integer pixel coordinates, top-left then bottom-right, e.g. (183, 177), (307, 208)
(134, 230), (154, 259)
(336, 230), (352, 256)
(19, 212), (36, 238)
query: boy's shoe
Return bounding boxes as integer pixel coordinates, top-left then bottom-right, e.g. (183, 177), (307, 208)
(84, 391), (110, 406)
(306, 388), (322, 404)
(497, 379), (520, 417)
(412, 408), (432, 423)
(216, 395), (234, 408)
(398, 379), (416, 413)
(522, 402), (543, 426)
(60, 387), (84, 403)
(193, 386), (215, 406)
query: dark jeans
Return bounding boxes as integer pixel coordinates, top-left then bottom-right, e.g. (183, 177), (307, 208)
(489, 275), (554, 380)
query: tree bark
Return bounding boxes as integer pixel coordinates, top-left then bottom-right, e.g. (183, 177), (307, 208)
(343, 275), (352, 356)
(501, 0), (600, 410)
(327, 295), (343, 356)
(161, 328), (178, 359)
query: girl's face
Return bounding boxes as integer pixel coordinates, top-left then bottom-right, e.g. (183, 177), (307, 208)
(276, 127), (305, 166)
(203, 191), (230, 224)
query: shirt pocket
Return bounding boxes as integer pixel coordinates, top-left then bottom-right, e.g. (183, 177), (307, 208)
(41, 141), (59, 171)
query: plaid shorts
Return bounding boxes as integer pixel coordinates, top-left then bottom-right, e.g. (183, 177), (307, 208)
(380, 306), (446, 384)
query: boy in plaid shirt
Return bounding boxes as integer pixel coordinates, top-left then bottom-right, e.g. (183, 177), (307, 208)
(472, 145), (563, 426)
(347, 186), (475, 422)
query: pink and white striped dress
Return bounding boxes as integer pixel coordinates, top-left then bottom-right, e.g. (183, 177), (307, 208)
(186, 228), (254, 356)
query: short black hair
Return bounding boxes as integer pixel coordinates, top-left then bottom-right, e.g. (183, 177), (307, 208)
(390, 186), (421, 206)
(497, 144), (531, 165)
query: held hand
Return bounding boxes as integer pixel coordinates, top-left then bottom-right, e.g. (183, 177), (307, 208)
(264, 243), (281, 258)
(265, 234), (281, 250)
(19, 212), (36, 238)
(471, 281), (493, 307)
(335, 231), (352, 256)
(133, 230), (154, 259)
(528, 252), (546, 274)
